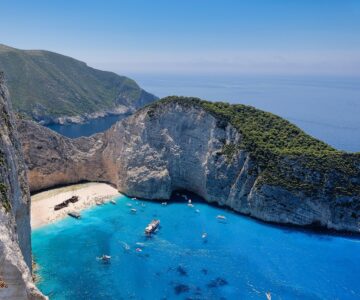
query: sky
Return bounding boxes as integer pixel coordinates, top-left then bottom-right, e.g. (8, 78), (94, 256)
(1, 0), (360, 76)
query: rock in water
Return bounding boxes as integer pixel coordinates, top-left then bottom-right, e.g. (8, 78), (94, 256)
(0, 73), (46, 299)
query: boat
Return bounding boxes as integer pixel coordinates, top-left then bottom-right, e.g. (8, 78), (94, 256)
(136, 248), (142, 252)
(145, 219), (160, 235)
(202, 233), (207, 239)
(126, 203), (132, 207)
(216, 215), (227, 221)
(54, 195), (79, 211)
(97, 254), (111, 262)
(195, 209), (200, 213)
(110, 200), (116, 205)
(188, 203), (194, 208)
(68, 196), (79, 203)
(68, 211), (81, 219)
(161, 202), (167, 206)
(266, 292), (271, 300)
(54, 202), (68, 210)
(130, 208), (137, 214)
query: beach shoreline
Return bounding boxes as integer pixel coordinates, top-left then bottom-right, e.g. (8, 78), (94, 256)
(31, 182), (120, 229)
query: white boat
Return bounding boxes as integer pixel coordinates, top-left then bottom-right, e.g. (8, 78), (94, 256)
(216, 215), (227, 221)
(97, 254), (111, 262)
(195, 209), (200, 213)
(188, 203), (194, 208)
(68, 211), (81, 219)
(110, 200), (116, 205)
(145, 219), (160, 235)
(130, 208), (137, 214)
(202, 233), (207, 239)
(161, 202), (168, 206)
(266, 292), (271, 300)
(126, 203), (132, 207)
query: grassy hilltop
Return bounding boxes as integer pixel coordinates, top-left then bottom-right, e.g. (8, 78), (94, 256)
(0, 44), (157, 121)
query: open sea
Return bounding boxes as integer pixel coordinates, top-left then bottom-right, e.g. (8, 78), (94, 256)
(36, 74), (360, 299)
(48, 74), (360, 153)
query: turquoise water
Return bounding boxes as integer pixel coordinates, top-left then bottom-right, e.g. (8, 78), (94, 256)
(32, 193), (360, 300)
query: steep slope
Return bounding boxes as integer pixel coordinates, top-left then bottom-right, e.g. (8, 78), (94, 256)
(0, 73), (46, 299)
(18, 97), (360, 232)
(0, 44), (157, 124)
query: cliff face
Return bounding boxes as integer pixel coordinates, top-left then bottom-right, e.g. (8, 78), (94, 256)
(18, 100), (360, 233)
(0, 74), (46, 299)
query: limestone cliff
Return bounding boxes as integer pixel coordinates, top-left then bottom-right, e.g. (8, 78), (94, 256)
(18, 98), (360, 233)
(0, 73), (46, 299)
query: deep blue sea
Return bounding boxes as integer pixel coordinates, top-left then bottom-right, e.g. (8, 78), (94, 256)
(48, 74), (360, 152)
(32, 193), (360, 300)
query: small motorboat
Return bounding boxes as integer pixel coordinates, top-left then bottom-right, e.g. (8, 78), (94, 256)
(195, 209), (200, 213)
(266, 292), (271, 300)
(97, 254), (111, 262)
(216, 215), (227, 221)
(68, 211), (81, 219)
(188, 203), (194, 208)
(126, 203), (132, 207)
(202, 233), (207, 239)
(110, 200), (116, 205)
(132, 197), (137, 200)
(161, 202), (168, 206)
(145, 219), (160, 235)
(136, 248), (142, 252)
(130, 208), (137, 214)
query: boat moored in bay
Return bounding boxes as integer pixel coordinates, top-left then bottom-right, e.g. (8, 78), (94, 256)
(145, 219), (160, 235)
(68, 211), (81, 219)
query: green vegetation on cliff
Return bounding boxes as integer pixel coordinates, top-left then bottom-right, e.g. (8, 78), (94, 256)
(148, 96), (360, 197)
(0, 44), (157, 122)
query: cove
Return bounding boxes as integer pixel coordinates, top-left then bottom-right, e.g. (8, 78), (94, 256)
(46, 114), (127, 138)
(32, 193), (360, 299)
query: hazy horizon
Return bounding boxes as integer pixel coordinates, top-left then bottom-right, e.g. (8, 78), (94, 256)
(1, 0), (360, 76)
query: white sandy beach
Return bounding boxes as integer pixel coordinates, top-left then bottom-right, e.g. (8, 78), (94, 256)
(31, 182), (120, 229)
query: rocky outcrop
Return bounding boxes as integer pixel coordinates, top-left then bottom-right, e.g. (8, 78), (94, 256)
(0, 74), (46, 299)
(18, 100), (360, 233)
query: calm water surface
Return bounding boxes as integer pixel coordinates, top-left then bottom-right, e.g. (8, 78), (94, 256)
(32, 193), (360, 300)
(47, 75), (360, 152)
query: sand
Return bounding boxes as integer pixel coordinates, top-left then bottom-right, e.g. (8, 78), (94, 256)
(31, 182), (120, 229)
